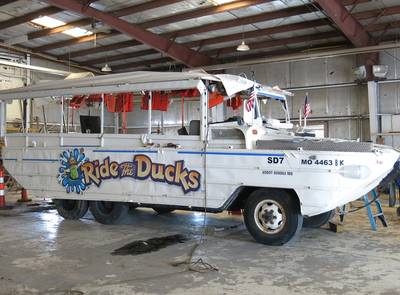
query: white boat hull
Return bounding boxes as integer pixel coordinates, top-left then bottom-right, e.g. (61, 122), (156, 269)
(2, 134), (398, 217)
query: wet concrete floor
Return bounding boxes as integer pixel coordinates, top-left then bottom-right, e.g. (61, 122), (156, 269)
(1, 195), (400, 295)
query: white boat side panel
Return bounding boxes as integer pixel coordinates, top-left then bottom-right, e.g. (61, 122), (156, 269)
(3, 141), (398, 216)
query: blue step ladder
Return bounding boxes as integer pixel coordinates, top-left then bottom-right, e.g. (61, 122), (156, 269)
(363, 189), (388, 231)
(339, 188), (388, 231)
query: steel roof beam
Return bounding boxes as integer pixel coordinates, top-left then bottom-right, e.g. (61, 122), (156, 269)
(112, 57), (172, 71)
(367, 20), (400, 33)
(35, 31), (118, 52)
(0, 1), (18, 7)
(315, 0), (373, 47)
(85, 18), (331, 66)
(59, 40), (140, 59)
(57, 4), (326, 59)
(0, 6), (62, 30)
(27, 0), (183, 40)
(139, 0), (271, 29)
(86, 15), (400, 67)
(35, 0), (271, 52)
(206, 32), (341, 57)
(93, 15), (400, 70)
(221, 42), (351, 63)
(84, 49), (158, 65)
(57, 0), (374, 60)
(352, 5), (400, 20)
(164, 0), (369, 39)
(119, 41), (352, 72)
(112, 31), (342, 71)
(43, 0), (213, 67)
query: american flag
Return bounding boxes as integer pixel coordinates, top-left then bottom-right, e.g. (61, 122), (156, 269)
(245, 86), (256, 112)
(303, 94), (311, 118)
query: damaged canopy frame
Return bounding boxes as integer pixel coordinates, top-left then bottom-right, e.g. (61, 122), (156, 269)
(0, 71), (292, 146)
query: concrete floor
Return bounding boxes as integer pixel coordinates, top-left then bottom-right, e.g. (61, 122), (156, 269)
(1, 194), (400, 295)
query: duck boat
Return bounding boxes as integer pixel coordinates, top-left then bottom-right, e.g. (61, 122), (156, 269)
(0, 71), (398, 245)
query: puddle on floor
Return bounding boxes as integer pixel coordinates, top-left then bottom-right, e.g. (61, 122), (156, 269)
(111, 234), (189, 256)
(27, 204), (55, 212)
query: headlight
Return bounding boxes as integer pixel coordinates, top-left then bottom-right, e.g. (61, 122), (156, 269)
(339, 165), (370, 179)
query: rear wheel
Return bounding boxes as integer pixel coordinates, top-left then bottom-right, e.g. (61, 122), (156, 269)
(89, 201), (129, 224)
(153, 206), (175, 214)
(54, 199), (88, 220)
(303, 210), (335, 228)
(243, 189), (303, 245)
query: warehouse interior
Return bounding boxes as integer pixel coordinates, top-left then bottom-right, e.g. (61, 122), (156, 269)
(1, 0), (400, 294)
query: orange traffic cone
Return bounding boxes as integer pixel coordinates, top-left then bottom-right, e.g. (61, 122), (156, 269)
(0, 167), (5, 208)
(18, 188), (31, 203)
(0, 166), (12, 209)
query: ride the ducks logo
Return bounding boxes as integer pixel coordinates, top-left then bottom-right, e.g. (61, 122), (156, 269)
(58, 148), (201, 194)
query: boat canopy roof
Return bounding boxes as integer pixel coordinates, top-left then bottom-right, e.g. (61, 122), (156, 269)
(0, 70), (291, 101)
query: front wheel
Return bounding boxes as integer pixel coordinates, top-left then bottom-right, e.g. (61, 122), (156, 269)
(54, 199), (89, 220)
(89, 201), (129, 224)
(244, 189), (303, 245)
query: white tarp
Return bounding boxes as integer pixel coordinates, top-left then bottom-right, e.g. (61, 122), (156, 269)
(215, 74), (255, 97)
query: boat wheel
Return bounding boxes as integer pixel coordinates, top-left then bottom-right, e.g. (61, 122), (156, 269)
(89, 201), (129, 224)
(244, 188), (303, 245)
(54, 199), (89, 220)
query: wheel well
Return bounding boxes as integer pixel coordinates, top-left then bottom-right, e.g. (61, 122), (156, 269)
(226, 186), (301, 212)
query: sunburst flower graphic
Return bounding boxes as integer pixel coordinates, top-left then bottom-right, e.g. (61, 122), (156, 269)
(58, 148), (89, 194)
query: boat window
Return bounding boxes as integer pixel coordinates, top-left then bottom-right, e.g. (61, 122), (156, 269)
(22, 89), (205, 137)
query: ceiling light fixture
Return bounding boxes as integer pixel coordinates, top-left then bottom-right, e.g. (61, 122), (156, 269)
(101, 64), (112, 72)
(237, 25), (250, 51)
(372, 65), (388, 79)
(237, 41), (250, 51)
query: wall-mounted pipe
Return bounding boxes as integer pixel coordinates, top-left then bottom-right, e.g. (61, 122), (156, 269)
(0, 42), (100, 74)
(285, 78), (400, 92)
(0, 59), (70, 76)
(285, 82), (359, 92)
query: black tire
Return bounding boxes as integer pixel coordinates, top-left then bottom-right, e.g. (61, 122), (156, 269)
(54, 199), (89, 220)
(243, 189), (303, 246)
(89, 201), (129, 224)
(153, 206), (175, 214)
(303, 210), (335, 228)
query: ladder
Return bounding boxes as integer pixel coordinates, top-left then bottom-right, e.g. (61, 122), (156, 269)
(363, 189), (387, 231)
(339, 188), (387, 231)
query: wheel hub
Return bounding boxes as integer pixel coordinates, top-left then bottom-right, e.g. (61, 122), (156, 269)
(261, 209), (277, 224)
(254, 199), (286, 234)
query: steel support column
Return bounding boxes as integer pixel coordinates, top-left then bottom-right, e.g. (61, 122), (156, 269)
(0, 100), (6, 138)
(367, 81), (379, 143)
